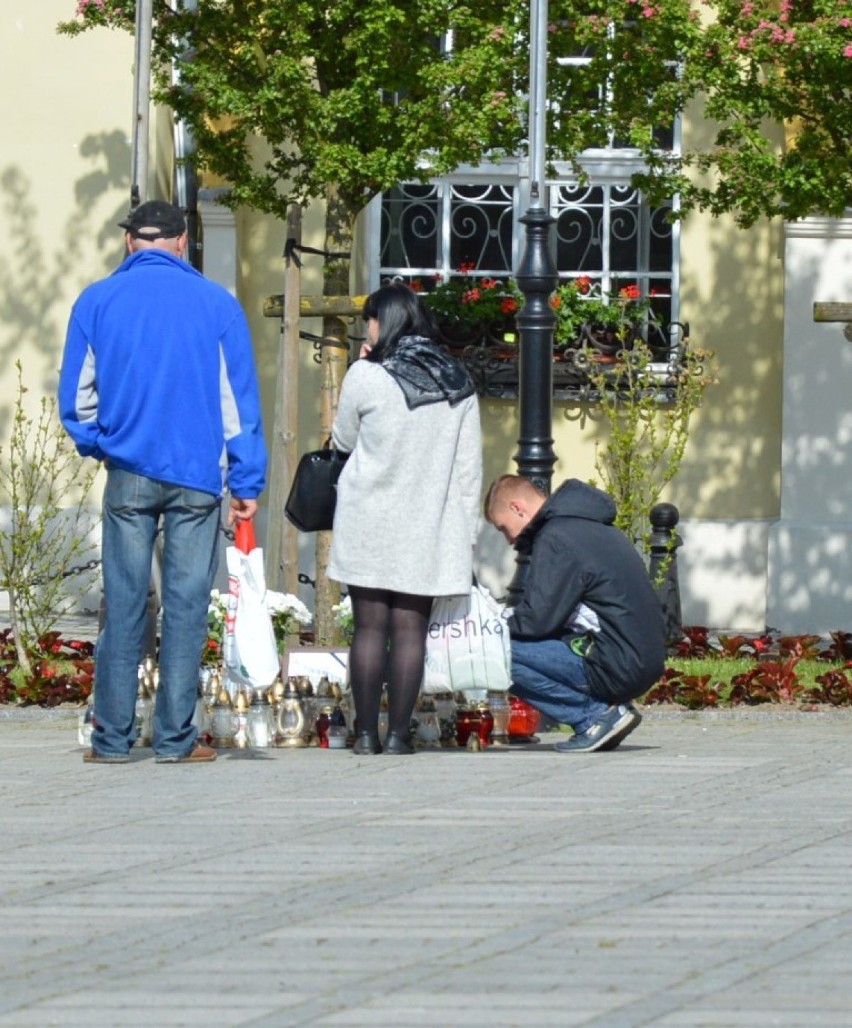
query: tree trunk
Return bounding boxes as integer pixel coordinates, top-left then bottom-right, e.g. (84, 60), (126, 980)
(8, 586), (33, 679)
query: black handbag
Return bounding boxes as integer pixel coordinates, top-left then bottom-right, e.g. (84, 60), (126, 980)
(284, 440), (349, 532)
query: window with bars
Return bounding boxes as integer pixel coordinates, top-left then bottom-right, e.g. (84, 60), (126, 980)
(376, 173), (677, 329)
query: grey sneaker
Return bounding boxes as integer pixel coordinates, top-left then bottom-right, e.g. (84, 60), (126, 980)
(155, 743), (217, 764)
(554, 704), (641, 753)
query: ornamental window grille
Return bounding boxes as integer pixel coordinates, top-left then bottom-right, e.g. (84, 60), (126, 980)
(373, 174), (677, 329)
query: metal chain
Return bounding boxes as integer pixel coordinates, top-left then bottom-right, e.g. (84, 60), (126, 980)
(57, 558), (102, 581)
(17, 520), (238, 591)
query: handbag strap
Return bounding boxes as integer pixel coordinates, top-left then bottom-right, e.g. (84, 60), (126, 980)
(322, 436), (349, 459)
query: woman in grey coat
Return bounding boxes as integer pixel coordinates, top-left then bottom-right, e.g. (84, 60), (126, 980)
(329, 283), (482, 755)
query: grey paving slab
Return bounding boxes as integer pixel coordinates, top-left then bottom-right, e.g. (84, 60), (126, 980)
(2, 711), (852, 1026)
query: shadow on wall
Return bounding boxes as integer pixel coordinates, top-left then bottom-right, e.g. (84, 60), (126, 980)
(0, 129), (130, 411)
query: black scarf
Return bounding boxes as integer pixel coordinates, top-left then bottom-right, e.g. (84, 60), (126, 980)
(379, 335), (475, 410)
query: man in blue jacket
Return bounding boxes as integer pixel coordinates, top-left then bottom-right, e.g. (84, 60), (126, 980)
(59, 200), (268, 765)
(485, 475), (666, 752)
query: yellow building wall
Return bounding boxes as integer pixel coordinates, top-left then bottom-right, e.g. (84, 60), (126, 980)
(674, 208), (784, 520)
(0, 5), (134, 419)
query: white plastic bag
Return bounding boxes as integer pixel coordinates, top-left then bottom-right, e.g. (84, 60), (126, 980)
(223, 522), (280, 692)
(423, 581), (511, 695)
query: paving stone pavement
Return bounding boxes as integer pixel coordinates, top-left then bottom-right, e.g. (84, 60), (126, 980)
(2, 709), (852, 1027)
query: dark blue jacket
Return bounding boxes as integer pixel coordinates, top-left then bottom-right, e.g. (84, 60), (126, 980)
(508, 479), (666, 702)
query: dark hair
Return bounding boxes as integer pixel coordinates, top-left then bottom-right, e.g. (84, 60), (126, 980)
(361, 283), (437, 362)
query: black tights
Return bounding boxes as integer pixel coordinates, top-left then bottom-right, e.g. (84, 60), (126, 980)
(347, 586), (433, 738)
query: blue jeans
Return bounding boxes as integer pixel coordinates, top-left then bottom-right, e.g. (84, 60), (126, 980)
(510, 638), (610, 733)
(92, 469), (221, 758)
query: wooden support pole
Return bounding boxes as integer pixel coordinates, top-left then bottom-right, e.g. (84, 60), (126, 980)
(813, 302), (852, 323)
(263, 294), (368, 319)
(813, 301), (852, 343)
(313, 330), (350, 645)
(265, 206), (303, 595)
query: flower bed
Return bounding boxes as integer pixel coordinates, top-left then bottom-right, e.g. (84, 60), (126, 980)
(0, 629), (94, 706)
(642, 627), (852, 708)
(4, 623), (852, 711)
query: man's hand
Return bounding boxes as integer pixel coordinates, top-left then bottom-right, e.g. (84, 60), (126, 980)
(228, 496), (258, 525)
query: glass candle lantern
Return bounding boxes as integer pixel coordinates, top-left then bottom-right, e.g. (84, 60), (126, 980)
(414, 702), (441, 748)
(77, 702), (94, 747)
(328, 703), (348, 748)
(455, 706), (482, 748)
(486, 690), (510, 744)
(134, 674), (154, 747)
(297, 677), (317, 746)
(233, 689), (249, 748)
(476, 701), (494, 747)
(275, 679), (307, 747)
(210, 687), (236, 748)
(246, 687), (274, 748)
(193, 667), (211, 738)
(315, 705), (332, 748)
(432, 692), (457, 746)
(508, 696), (542, 741)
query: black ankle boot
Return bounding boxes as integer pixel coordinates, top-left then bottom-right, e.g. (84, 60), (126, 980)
(384, 730), (415, 755)
(352, 731), (382, 755)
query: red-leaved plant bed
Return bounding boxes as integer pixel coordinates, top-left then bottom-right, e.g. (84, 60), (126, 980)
(643, 627), (852, 709)
(0, 629), (94, 707)
(5, 625), (852, 711)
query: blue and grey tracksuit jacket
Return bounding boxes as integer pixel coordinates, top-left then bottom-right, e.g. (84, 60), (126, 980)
(58, 249), (267, 499)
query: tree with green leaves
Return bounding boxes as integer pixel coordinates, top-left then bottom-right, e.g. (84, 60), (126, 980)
(632, 0), (852, 225)
(588, 344), (718, 551)
(60, 1), (528, 218)
(59, 1), (851, 228)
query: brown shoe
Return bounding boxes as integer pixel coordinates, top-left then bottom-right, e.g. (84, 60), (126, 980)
(155, 743), (217, 764)
(83, 748), (130, 764)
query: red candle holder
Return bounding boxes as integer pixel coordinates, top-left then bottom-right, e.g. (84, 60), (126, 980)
(455, 707), (481, 747)
(508, 696), (541, 742)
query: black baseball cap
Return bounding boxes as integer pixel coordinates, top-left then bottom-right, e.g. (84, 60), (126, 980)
(119, 200), (187, 240)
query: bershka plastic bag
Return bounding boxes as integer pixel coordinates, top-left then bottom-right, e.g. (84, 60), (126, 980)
(423, 581), (511, 695)
(223, 520), (281, 691)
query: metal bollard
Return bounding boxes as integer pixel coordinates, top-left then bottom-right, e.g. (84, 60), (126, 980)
(648, 503), (683, 645)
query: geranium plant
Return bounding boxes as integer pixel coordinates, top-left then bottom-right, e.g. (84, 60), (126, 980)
(551, 277), (653, 349)
(416, 264), (522, 330)
(203, 589), (229, 668)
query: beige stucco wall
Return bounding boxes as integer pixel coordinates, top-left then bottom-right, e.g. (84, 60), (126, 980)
(0, 6), (134, 414)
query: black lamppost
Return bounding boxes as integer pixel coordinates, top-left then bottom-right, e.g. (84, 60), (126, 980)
(509, 0), (558, 600)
